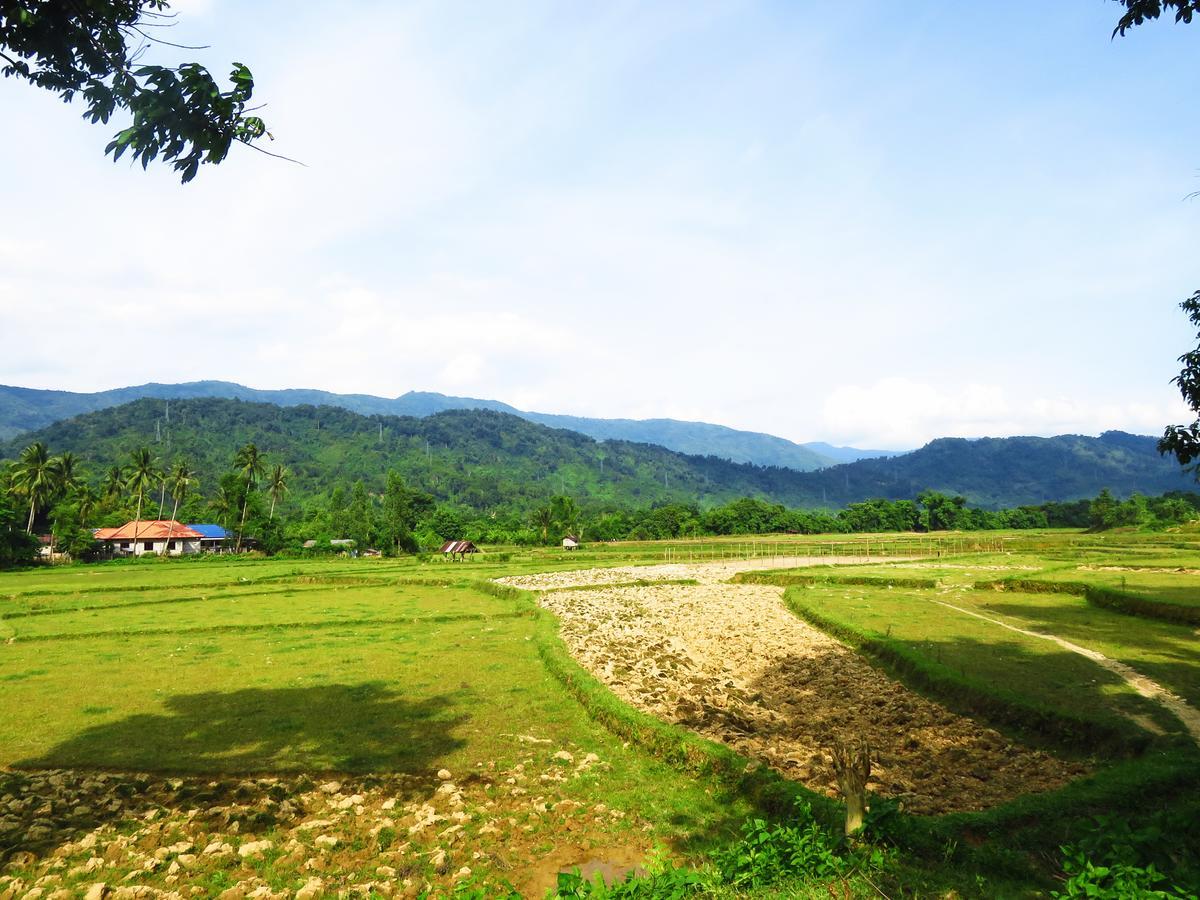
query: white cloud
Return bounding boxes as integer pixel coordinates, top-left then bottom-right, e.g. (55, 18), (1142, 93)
(0, 0), (1197, 454)
(822, 378), (1192, 449)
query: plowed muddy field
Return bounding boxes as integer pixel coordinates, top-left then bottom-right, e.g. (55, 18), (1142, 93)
(500, 561), (1087, 815)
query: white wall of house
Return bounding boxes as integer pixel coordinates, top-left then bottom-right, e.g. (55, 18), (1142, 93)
(109, 538), (201, 556)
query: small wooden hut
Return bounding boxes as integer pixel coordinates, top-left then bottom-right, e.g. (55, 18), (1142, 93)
(562, 535), (580, 551)
(440, 540), (479, 561)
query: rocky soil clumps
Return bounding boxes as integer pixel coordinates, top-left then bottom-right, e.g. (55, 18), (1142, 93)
(0, 746), (640, 898)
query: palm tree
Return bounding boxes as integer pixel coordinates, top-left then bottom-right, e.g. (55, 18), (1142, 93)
(532, 505), (554, 544)
(51, 452), (83, 494)
(161, 460), (198, 555)
(167, 461), (197, 523)
(156, 466), (170, 519)
(551, 495), (580, 538)
(10, 442), (55, 532)
(102, 465), (126, 501)
(75, 485), (98, 527)
(266, 463), (288, 521)
(126, 447), (160, 547)
(233, 443), (264, 551)
(210, 485), (235, 530)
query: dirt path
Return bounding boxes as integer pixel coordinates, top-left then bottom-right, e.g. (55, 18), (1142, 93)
(928, 597), (1200, 745)
(499, 561), (1086, 815)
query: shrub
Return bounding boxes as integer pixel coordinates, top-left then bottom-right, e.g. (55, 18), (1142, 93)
(714, 801), (849, 889)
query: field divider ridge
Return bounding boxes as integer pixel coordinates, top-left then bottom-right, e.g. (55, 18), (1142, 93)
(778, 587), (1151, 756)
(0, 582), (396, 620)
(3, 609), (532, 643)
(975, 577), (1200, 626)
(732, 570), (940, 589)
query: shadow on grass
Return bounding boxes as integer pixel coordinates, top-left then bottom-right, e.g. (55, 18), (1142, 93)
(2, 683), (469, 862)
(17, 682), (469, 774)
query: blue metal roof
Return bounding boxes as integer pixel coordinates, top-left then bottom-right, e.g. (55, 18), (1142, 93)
(188, 524), (229, 539)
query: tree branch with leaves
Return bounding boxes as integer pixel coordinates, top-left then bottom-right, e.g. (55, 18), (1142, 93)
(1, 0), (275, 182)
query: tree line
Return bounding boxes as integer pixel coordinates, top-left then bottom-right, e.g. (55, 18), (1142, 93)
(5, 436), (1195, 567)
(0, 439), (289, 562)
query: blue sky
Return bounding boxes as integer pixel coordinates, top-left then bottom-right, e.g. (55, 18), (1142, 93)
(1, 0), (1197, 448)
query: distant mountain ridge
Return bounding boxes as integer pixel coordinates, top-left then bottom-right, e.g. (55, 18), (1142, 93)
(0, 381), (901, 470)
(0, 397), (1188, 510)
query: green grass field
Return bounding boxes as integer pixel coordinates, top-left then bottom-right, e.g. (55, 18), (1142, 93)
(1, 531), (1199, 897)
(781, 584), (1185, 740)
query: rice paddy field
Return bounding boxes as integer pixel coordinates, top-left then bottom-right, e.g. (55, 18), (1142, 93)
(1, 530), (1198, 897)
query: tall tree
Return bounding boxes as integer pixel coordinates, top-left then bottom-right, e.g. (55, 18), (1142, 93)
(101, 464), (126, 501)
(346, 480), (374, 550)
(0, 494), (38, 567)
(209, 482), (235, 531)
(550, 495), (580, 539)
(380, 471), (418, 555)
(125, 446), (159, 546)
(328, 485), (348, 538)
(10, 441), (56, 532)
(0, 0), (272, 181)
(51, 451), (83, 494)
(1160, 291), (1200, 474)
(232, 442), (263, 551)
(531, 505), (554, 544)
(160, 459), (197, 554)
(75, 484), (98, 527)
(266, 463), (288, 522)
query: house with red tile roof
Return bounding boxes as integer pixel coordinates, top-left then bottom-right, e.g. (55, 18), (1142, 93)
(93, 520), (204, 557)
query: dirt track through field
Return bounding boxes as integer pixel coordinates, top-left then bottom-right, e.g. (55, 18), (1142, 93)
(500, 560), (1086, 815)
(928, 596), (1200, 745)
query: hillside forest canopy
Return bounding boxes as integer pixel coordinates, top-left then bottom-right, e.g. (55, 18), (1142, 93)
(4, 420), (1198, 566)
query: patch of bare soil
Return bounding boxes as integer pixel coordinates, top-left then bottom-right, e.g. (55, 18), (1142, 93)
(505, 563), (1087, 816)
(891, 563), (1042, 571)
(1080, 565), (1200, 575)
(520, 845), (647, 898)
(500, 556), (890, 593)
(0, 744), (642, 899)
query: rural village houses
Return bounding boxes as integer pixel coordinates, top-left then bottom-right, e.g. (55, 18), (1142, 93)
(92, 520), (233, 556)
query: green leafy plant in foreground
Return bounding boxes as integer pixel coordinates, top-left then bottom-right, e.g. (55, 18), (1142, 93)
(1054, 849), (1191, 899)
(554, 865), (706, 899)
(1052, 813), (1200, 899)
(714, 804), (852, 890)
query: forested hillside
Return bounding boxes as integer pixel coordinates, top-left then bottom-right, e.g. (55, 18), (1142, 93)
(797, 432), (1192, 508)
(0, 398), (1191, 512)
(0, 398), (817, 512)
(0, 382), (839, 470)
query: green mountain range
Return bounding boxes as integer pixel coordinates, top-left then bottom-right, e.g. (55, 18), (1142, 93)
(0, 381), (899, 470)
(0, 397), (1190, 512)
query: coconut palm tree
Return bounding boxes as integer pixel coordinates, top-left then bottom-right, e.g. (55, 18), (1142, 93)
(75, 485), (98, 527)
(160, 460), (198, 555)
(167, 461), (197, 524)
(233, 443), (264, 551)
(266, 463), (288, 521)
(102, 465), (126, 501)
(210, 485), (235, 531)
(10, 442), (55, 532)
(51, 452), (83, 494)
(551, 495), (580, 539)
(531, 505), (554, 544)
(126, 447), (160, 548)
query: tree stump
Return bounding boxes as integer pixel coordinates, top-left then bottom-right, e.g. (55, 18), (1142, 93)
(831, 737), (871, 837)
